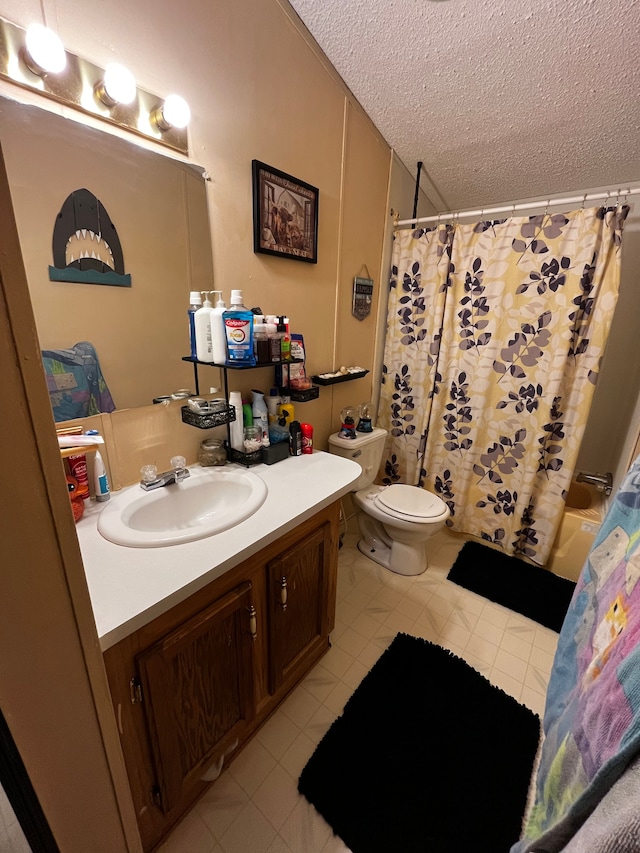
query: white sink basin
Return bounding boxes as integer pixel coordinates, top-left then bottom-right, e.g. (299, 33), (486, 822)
(97, 467), (268, 547)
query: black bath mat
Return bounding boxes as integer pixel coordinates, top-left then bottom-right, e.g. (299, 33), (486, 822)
(298, 633), (540, 853)
(448, 540), (576, 632)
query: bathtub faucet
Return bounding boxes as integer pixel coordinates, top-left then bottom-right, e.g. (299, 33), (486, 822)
(576, 470), (613, 496)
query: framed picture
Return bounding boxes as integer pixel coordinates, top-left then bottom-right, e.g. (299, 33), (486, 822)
(252, 160), (318, 263)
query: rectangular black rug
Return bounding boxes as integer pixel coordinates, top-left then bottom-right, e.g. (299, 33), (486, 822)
(299, 633), (540, 853)
(447, 540), (576, 632)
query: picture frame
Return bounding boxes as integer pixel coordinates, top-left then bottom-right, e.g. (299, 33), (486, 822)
(252, 160), (318, 264)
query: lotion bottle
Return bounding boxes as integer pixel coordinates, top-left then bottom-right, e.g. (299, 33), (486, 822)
(195, 291), (215, 362)
(93, 450), (110, 501)
(210, 291), (227, 364)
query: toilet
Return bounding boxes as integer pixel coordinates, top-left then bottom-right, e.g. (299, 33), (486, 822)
(328, 427), (449, 576)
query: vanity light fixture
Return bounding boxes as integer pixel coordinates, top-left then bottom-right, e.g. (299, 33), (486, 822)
(0, 16), (189, 154)
(150, 94), (191, 131)
(94, 63), (137, 107)
(23, 23), (66, 76)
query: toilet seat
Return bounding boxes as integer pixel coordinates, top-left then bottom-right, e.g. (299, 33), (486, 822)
(355, 484), (448, 526)
(374, 483), (448, 524)
(374, 484), (447, 523)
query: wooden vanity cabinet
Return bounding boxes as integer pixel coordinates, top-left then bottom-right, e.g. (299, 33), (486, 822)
(102, 501), (339, 852)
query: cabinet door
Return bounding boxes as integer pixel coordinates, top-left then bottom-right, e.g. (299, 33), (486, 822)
(268, 522), (331, 693)
(136, 581), (256, 814)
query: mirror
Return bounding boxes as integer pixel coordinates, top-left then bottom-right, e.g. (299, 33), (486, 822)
(0, 95), (214, 411)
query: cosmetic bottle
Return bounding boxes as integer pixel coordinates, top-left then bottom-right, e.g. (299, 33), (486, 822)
(301, 422), (314, 454)
(267, 388), (281, 424)
(223, 290), (255, 365)
(228, 391), (244, 451)
(67, 451), (89, 499)
(279, 316), (291, 362)
(289, 420), (302, 456)
(210, 291), (227, 364)
(252, 390), (270, 446)
(188, 291), (202, 359)
(266, 315), (281, 362)
(242, 399), (253, 428)
(93, 450), (110, 501)
(253, 318), (270, 363)
(278, 399), (295, 427)
(195, 291), (214, 362)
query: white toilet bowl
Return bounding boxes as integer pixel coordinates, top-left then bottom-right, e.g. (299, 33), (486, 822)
(354, 484), (449, 575)
(328, 428), (450, 576)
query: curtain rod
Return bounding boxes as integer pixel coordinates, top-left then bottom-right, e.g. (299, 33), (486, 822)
(396, 187), (640, 227)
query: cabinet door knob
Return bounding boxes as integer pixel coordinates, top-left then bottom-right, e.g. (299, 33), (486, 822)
(279, 576), (288, 611)
(247, 604), (257, 640)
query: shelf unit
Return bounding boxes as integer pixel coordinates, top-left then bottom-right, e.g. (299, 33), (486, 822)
(181, 356), (317, 466)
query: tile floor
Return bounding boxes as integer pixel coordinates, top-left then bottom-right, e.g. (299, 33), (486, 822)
(0, 785), (30, 853)
(155, 522), (559, 853)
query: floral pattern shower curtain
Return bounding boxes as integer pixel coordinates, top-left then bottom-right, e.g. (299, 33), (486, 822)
(379, 207), (628, 565)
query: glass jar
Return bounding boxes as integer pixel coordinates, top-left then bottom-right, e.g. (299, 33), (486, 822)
(199, 437), (227, 467)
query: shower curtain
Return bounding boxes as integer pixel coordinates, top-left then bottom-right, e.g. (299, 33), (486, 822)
(378, 207), (628, 565)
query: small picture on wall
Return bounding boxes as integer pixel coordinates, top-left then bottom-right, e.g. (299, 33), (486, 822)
(252, 160), (318, 264)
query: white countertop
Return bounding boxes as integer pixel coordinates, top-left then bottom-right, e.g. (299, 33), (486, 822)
(76, 452), (360, 651)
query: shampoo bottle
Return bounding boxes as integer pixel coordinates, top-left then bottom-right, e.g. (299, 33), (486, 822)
(223, 290), (255, 365)
(195, 292), (215, 362)
(210, 291), (227, 364)
(93, 451), (110, 501)
(188, 291), (202, 359)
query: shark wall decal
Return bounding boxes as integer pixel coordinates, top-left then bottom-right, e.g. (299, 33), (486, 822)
(49, 188), (131, 287)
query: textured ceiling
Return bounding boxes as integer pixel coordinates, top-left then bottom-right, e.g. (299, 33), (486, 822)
(287, 0), (640, 211)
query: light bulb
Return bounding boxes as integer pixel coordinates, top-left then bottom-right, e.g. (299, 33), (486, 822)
(100, 63), (137, 106)
(24, 24), (66, 75)
(161, 94), (190, 129)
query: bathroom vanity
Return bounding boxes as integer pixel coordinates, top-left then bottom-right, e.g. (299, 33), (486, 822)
(75, 452), (359, 851)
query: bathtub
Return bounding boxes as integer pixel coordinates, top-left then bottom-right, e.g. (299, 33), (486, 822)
(545, 480), (605, 582)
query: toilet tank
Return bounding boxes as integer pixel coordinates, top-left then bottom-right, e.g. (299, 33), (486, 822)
(328, 427), (387, 491)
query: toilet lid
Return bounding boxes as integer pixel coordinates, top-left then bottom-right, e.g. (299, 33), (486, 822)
(375, 484), (445, 519)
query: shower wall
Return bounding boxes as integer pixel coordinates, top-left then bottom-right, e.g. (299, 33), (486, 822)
(576, 202), (640, 490)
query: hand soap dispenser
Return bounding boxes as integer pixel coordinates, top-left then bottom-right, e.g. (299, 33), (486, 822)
(195, 292), (214, 362)
(210, 291), (227, 364)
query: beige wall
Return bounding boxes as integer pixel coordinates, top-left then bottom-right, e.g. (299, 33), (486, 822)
(0, 1), (396, 847)
(0, 0), (392, 455)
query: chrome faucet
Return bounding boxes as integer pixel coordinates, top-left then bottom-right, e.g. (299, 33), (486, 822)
(576, 470), (613, 496)
(140, 456), (190, 491)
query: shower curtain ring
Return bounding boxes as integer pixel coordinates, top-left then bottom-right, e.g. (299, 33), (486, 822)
(544, 200), (550, 217)
(581, 193), (587, 209)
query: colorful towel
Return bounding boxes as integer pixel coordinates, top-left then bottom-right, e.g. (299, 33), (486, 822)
(42, 341), (115, 422)
(512, 456), (640, 851)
